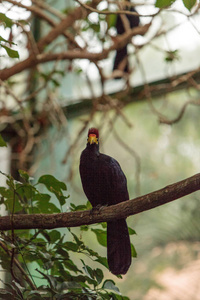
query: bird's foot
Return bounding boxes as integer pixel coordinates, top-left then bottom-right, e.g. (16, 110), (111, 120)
(89, 204), (108, 218)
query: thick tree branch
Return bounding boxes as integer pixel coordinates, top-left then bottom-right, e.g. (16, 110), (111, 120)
(0, 173), (200, 231)
(0, 0), (101, 81)
(0, 17), (150, 81)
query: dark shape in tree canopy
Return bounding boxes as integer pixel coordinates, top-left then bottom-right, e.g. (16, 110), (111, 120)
(79, 128), (131, 275)
(113, 4), (140, 77)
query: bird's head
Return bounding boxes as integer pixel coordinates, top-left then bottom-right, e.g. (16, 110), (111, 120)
(87, 128), (99, 145)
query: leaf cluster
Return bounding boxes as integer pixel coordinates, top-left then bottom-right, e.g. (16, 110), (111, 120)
(0, 13), (19, 58)
(0, 170), (132, 299)
(155, 0), (196, 11)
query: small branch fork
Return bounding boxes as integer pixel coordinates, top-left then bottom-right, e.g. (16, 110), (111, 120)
(0, 173), (200, 231)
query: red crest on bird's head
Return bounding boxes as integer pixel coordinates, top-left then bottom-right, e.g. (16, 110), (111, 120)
(88, 128), (99, 138)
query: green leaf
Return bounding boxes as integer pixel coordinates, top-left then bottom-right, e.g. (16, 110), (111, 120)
(18, 170), (30, 182)
(64, 241), (79, 252)
(0, 135), (7, 147)
(38, 174), (68, 206)
(128, 227), (137, 235)
(102, 279), (120, 293)
(38, 174), (66, 191)
(36, 269), (57, 290)
(91, 228), (107, 247)
(37, 202), (60, 213)
(0, 13), (13, 28)
(90, 23), (100, 32)
(93, 268), (104, 284)
(0, 187), (12, 199)
(182, 0), (196, 11)
(131, 243), (137, 258)
(81, 260), (97, 283)
(32, 192), (58, 213)
(0, 186), (23, 213)
(48, 230), (61, 243)
(33, 193), (51, 203)
(80, 225), (89, 231)
(64, 259), (81, 273)
(70, 203), (88, 211)
(107, 14), (117, 29)
(70, 232), (83, 247)
(16, 183), (36, 202)
(155, 0), (176, 8)
(1, 44), (19, 58)
(86, 200), (92, 210)
(95, 256), (108, 269)
(0, 35), (16, 45)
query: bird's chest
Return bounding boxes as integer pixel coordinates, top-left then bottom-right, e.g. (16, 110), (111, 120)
(80, 156), (111, 207)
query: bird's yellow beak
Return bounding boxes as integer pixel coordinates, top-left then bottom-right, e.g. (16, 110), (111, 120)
(88, 134), (98, 145)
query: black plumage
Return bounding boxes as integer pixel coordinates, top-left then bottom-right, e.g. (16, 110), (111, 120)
(79, 128), (131, 275)
(113, 5), (139, 76)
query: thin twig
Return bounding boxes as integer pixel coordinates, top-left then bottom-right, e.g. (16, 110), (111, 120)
(159, 99), (200, 125)
(0, 240), (37, 290)
(75, 0), (160, 18)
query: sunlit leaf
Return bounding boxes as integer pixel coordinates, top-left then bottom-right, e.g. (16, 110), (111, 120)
(155, 0), (176, 8)
(182, 0), (196, 11)
(107, 14), (117, 29)
(0, 13), (13, 28)
(91, 228), (107, 247)
(0, 35), (16, 45)
(1, 44), (19, 58)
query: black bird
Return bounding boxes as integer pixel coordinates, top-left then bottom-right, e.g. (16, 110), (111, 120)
(113, 5), (139, 77)
(79, 128), (131, 275)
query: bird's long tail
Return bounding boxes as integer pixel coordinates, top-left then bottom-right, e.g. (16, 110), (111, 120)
(107, 219), (131, 275)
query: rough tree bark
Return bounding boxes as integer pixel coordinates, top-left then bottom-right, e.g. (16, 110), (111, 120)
(0, 173), (199, 231)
